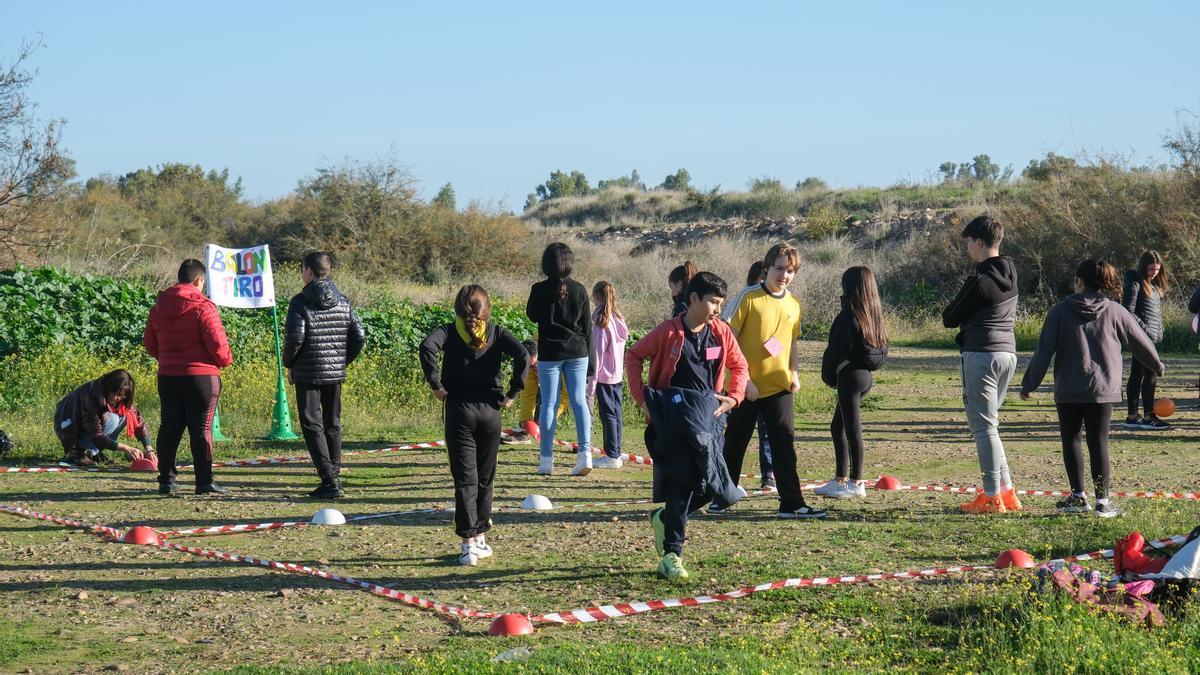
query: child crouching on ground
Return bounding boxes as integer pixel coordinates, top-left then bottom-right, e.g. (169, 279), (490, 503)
(625, 271), (749, 581)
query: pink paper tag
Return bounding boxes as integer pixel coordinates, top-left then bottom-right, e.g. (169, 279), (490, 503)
(763, 336), (783, 357)
(705, 346), (722, 361)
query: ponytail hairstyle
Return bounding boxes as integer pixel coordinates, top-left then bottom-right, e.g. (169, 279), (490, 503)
(1136, 250), (1169, 296)
(541, 243), (575, 301)
(1076, 259), (1121, 299)
(99, 369), (135, 408)
(592, 281), (622, 330)
(454, 284), (492, 335)
(745, 260), (766, 286)
(841, 266), (887, 349)
(668, 261), (697, 291)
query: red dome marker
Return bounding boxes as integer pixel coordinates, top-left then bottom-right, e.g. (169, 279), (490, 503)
(488, 613), (534, 637)
(120, 526), (162, 546)
(522, 420), (540, 440)
(874, 475), (902, 490)
(129, 457), (157, 472)
(994, 549), (1035, 569)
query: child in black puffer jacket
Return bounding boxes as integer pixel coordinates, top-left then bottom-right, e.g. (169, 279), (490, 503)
(813, 267), (888, 500)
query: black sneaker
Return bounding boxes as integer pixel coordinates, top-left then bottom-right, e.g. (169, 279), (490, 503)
(761, 474), (777, 490)
(1122, 415), (1142, 430)
(1094, 500), (1123, 518)
(308, 483), (342, 499)
(778, 505), (828, 519)
(1055, 493), (1091, 514)
(1141, 416), (1170, 431)
(705, 502), (733, 515)
(501, 432), (532, 446)
(195, 482), (228, 495)
(158, 478), (179, 496)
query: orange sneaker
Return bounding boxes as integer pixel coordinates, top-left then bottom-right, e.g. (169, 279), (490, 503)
(959, 493), (1007, 514)
(1001, 489), (1022, 511)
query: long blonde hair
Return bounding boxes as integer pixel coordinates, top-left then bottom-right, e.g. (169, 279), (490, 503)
(592, 281), (622, 329)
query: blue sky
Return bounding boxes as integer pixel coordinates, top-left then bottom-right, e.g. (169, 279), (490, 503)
(5, 1), (1199, 207)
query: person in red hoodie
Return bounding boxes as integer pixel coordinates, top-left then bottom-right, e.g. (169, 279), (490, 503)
(144, 259), (233, 495)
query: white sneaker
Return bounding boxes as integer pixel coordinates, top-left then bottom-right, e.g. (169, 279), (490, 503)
(459, 543), (478, 566)
(593, 456), (623, 469)
(851, 481), (867, 498)
(472, 535), (493, 559)
(811, 479), (843, 497)
(831, 481), (865, 499)
(570, 451), (593, 476)
(736, 485), (748, 499)
(537, 456), (554, 475)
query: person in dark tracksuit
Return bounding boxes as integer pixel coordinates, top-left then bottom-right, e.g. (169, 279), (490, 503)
(420, 285), (529, 567)
(813, 267), (888, 500)
(282, 251), (367, 499)
(1019, 260), (1164, 518)
(1121, 250), (1169, 430)
(144, 259), (233, 495)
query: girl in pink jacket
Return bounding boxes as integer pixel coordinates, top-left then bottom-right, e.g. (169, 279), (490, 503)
(588, 281), (629, 469)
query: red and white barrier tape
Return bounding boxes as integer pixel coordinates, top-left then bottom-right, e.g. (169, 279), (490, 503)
(159, 521), (311, 537)
(162, 507), (451, 537)
(156, 540), (497, 620)
(0, 504), (497, 620)
(865, 478), (1200, 502)
(0, 504), (122, 539)
(530, 533), (1192, 625)
(1, 466), (85, 473)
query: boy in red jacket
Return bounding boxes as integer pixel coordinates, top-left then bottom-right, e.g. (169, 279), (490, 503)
(626, 271), (749, 581)
(144, 259), (233, 495)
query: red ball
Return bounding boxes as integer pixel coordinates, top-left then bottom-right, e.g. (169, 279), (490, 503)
(1154, 398), (1175, 418)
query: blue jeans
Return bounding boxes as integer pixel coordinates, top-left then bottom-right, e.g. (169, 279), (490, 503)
(537, 357), (591, 459)
(594, 382), (623, 459)
(79, 412), (126, 456)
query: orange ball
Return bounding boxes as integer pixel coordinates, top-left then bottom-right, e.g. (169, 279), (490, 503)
(1154, 398), (1175, 418)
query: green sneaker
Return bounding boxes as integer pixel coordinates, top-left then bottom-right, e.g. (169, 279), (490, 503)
(658, 552), (689, 581)
(650, 508), (666, 557)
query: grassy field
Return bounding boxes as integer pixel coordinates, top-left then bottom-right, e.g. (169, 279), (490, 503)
(2, 343), (1200, 673)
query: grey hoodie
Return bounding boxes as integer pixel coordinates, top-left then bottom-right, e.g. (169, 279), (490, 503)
(1020, 292), (1163, 404)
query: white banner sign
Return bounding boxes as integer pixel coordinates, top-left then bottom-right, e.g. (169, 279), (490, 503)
(204, 243), (276, 308)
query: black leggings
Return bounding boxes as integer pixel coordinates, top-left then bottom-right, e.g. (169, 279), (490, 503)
(445, 397), (501, 539)
(1056, 402), (1112, 497)
(1126, 360), (1158, 417)
(157, 375), (220, 484)
(831, 369), (873, 481)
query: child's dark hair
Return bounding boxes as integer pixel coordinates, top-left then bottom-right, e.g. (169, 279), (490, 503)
(1136, 250), (1169, 295)
(841, 266), (887, 348)
(303, 251), (332, 278)
(668, 261), (697, 288)
(521, 340), (537, 358)
(540, 243), (575, 301)
(745, 261), (766, 286)
(177, 259), (206, 284)
(960, 215), (1004, 248)
(99, 369), (135, 407)
(1076, 259), (1121, 298)
(684, 271), (727, 304)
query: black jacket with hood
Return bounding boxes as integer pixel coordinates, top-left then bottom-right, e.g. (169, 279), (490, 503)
(1020, 292), (1163, 404)
(282, 278), (366, 386)
(821, 300), (889, 387)
(941, 256), (1019, 353)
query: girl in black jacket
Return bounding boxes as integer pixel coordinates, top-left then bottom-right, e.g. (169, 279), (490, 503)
(525, 243), (594, 477)
(813, 267), (888, 499)
(1122, 250), (1169, 430)
(420, 285), (529, 566)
